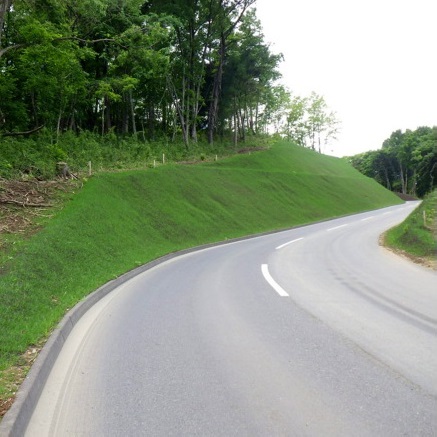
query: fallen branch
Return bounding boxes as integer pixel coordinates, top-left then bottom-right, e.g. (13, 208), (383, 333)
(2, 125), (44, 137)
(0, 199), (52, 208)
(0, 44), (25, 58)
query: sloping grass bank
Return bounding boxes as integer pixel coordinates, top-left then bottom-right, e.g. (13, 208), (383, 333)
(384, 190), (437, 267)
(0, 141), (402, 409)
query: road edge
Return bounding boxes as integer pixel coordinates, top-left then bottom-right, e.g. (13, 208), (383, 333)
(0, 226), (298, 436)
(0, 204), (409, 436)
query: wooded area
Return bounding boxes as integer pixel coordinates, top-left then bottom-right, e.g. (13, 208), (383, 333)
(3, 0), (432, 198)
(0, 0), (274, 143)
(349, 127), (437, 198)
(0, 0), (339, 150)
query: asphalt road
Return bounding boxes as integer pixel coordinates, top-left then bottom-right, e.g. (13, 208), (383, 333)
(26, 202), (437, 436)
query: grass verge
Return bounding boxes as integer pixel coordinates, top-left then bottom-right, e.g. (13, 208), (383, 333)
(0, 141), (403, 416)
(384, 190), (437, 268)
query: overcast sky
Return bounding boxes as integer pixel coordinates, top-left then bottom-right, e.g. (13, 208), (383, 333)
(254, 0), (436, 157)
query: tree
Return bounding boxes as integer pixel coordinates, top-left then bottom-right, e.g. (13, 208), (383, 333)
(409, 127), (437, 197)
(351, 126), (437, 197)
(219, 9), (282, 144)
(206, 0), (256, 145)
(305, 92), (339, 152)
(147, 0), (217, 146)
(0, 0), (172, 136)
(0, 0), (289, 148)
(283, 95), (307, 146)
(280, 91), (340, 152)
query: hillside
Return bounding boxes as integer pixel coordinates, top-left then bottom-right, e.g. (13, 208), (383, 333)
(0, 141), (402, 415)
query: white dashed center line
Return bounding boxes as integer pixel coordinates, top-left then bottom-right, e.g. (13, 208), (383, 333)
(261, 264), (289, 297)
(327, 224), (348, 232)
(276, 237), (304, 250)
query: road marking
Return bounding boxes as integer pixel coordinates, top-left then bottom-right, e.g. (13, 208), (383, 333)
(261, 264), (289, 297)
(327, 224), (348, 232)
(276, 237), (304, 250)
(361, 216), (375, 221)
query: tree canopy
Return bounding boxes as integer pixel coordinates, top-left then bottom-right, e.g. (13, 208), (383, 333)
(0, 0), (292, 146)
(0, 0), (344, 154)
(349, 127), (437, 198)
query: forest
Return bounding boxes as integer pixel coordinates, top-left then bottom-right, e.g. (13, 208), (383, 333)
(0, 0), (342, 179)
(349, 127), (437, 198)
(2, 1), (434, 198)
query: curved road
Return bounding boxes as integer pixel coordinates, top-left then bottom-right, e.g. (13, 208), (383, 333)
(26, 203), (437, 436)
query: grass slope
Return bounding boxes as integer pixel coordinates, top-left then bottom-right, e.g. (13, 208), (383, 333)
(384, 190), (437, 267)
(0, 141), (402, 398)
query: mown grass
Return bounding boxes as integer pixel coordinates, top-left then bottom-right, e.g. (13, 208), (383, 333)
(385, 190), (437, 264)
(0, 141), (402, 407)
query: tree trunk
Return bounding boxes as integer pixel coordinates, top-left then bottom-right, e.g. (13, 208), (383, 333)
(233, 97), (238, 147)
(383, 167), (391, 191)
(129, 89), (137, 135)
(30, 91), (39, 128)
(57, 106), (63, 140)
(0, 0), (12, 49)
(104, 96), (112, 133)
(148, 106), (155, 140)
(121, 93), (129, 135)
(168, 74), (189, 148)
(208, 34), (225, 145)
(398, 160), (407, 194)
(239, 108), (246, 142)
(161, 101), (167, 134)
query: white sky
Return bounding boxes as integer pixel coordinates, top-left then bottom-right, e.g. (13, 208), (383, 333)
(254, 0), (437, 157)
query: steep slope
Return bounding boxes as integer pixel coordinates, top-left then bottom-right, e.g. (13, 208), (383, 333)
(0, 141), (402, 379)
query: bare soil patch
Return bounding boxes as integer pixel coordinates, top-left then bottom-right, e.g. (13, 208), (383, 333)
(0, 178), (80, 237)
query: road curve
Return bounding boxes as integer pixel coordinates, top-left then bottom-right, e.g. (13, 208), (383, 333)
(25, 203), (437, 436)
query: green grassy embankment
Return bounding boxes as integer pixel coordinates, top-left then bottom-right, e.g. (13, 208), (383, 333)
(384, 190), (437, 267)
(0, 141), (402, 411)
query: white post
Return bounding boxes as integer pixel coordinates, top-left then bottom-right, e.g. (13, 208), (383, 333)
(163, 153), (165, 164)
(88, 161), (92, 176)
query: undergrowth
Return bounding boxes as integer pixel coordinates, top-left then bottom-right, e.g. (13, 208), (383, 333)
(0, 130), (272, 180)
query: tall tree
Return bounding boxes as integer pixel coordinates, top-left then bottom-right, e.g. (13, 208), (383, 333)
(148, 0), (216, 147)
(206, 0), (255, 145)
(283, 95), (307, 146)
(280, 92), (340, 152)
(220, 9), (282, 143)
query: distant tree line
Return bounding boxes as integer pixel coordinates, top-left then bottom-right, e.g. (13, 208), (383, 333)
(349, 127), (437, 198)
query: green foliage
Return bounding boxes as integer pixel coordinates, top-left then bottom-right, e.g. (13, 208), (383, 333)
(0, 0), (279, 145)
(220, 9), (283, 140)
(279, 92), (340, 152)
(385, 190), (437, 260)
(350, 126), (437, 197)
(0, 131), (244, 179)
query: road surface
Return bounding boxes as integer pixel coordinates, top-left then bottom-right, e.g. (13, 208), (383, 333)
(26, 202), (437, 436)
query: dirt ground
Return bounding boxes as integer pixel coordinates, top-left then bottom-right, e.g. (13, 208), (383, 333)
(0, 178), (81, 236)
